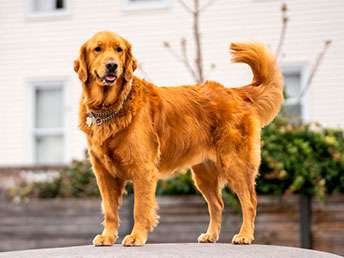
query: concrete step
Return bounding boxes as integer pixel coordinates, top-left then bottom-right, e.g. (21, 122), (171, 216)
(0, 244), (341, 258)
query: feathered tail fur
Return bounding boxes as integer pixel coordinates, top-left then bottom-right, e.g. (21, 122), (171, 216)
(230, 42), (284, 127)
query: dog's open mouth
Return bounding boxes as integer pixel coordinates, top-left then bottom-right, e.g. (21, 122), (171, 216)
(96, 72), (117, 85)
(104, 74), (116, 84)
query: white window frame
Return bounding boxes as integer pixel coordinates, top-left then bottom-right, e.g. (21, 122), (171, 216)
(121, 0), (170, 11)
(26, 79), (70, 165)
(25, 0), (71, 19)
(281, 63), (310, 122)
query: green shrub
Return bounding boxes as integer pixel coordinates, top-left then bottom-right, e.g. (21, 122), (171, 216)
(58, 159), (99, 198)
(8, 160), (99, 200)
(157, 171), (197, 195)
(258, 117), (344, 198)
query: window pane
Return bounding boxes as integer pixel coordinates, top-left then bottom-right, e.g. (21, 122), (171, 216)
(35, 87), (63, 128)
(35, 135), (64, 164)
(32, 0), (55, 12)
(282, 70), (302, 120)
(32, 0), (65, 12)
(283, 71), (301, 99)
(56, 0), (64, 9)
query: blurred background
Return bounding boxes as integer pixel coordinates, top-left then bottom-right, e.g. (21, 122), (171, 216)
(0, 0), (343, 255)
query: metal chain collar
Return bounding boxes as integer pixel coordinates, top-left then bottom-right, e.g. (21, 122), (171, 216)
(86, 111), (118, 127)
(85, 80), (133, 127)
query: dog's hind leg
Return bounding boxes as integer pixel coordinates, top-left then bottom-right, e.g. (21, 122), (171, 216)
(224, 160), (257, 244)
(215, 118), (260, 244)
(192, 161), (225, 243)
(216, 149), (259, 244)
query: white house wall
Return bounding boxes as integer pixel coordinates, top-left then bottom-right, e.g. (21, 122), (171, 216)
(0, 0), (343, 165)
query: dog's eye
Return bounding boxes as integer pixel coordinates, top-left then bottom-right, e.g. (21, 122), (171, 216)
(116, 47), (123, 52)
(94, 46), (102, 52)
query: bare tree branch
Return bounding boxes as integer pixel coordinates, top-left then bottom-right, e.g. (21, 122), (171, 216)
(177, 0), (193, 14)
(275, 3), (289, 60)
(180, 38), (199, 82)
(193, 0), (204, 82)
(298, 40), (332, 100)
(163, 41), (184, 63)
(199, 0), (216, 13)
(166, 0), (215, 83)
(163, 41), (199, 82)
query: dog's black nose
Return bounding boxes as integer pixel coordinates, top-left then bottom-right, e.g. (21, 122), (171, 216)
(105, 61), (118, 73)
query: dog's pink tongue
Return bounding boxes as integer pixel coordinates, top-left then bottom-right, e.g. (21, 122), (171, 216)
(106, 75), (115, 81)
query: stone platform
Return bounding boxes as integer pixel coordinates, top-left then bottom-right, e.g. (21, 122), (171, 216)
(0, 244), (342, 258)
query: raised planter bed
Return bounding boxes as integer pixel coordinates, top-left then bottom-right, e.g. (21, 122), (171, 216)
(0, 195), (343, 255)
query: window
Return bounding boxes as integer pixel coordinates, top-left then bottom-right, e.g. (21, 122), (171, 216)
(27, 0), (70, 17)
(122, 0), (170, 11)
(282, 66), (307, 122)
(30, 82), (66, 164)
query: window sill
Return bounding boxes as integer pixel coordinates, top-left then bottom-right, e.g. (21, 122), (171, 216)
(25, 10), (72, 21)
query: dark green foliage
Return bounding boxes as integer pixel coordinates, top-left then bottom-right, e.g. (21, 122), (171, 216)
(8, 160), (99, 200)
(157, 171), (197, 195)
(58, 159), (100, 198)
(258, 117), (344, 198)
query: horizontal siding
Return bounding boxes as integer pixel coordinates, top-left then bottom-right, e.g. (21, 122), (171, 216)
(0, 0), (343, 164)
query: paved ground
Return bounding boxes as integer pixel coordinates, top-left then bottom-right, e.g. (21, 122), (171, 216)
(0, 244), (342, 258)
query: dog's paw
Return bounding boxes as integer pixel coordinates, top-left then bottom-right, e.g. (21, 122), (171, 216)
(93, 234), (116, 246)
(121, 234), (146, 247)
(231, 233), (254, 244)
(198, 233), (218, 243)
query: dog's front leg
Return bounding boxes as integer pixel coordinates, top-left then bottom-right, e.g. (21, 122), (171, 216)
(90, 154), (126, 246)
(122, 169), (159, 246)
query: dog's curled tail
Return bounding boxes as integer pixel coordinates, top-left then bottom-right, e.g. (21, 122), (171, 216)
(230, 42), (284, 127)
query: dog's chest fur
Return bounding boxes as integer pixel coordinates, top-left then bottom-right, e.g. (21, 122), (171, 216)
(87, 116), (162, 179)
(88, 133), (126, 178)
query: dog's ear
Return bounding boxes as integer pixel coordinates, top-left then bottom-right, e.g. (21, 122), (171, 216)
(123, 40), (137, 82)
(73, 43), (88, 83)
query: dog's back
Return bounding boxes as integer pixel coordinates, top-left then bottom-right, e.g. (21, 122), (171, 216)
(152, 42), (284, 174)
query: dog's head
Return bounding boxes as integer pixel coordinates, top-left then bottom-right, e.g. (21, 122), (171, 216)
(74, 31), (137, 86)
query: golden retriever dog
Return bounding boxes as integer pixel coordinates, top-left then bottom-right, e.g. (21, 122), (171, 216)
(73, 31), (283, 246)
